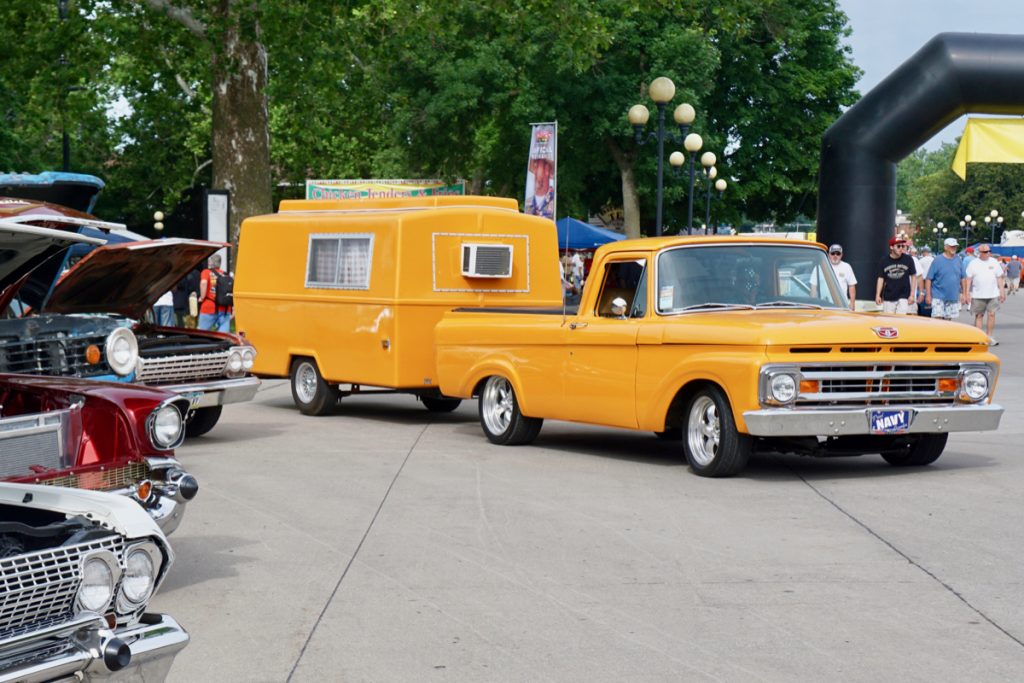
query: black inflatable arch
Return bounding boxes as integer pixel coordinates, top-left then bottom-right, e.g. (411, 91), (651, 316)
(817, 32), (1024, 290)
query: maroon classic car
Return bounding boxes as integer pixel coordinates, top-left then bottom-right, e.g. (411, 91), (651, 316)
(0, 198), (260, 437)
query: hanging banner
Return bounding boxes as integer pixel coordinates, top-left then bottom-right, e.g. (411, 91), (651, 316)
(524, 123), (557, 220)
(951, 118), (1024, 180)
(305, 179), (465, 200)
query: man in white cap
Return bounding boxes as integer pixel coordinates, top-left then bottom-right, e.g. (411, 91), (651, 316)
(925, 237), (967, 321)
(827, 244), (857, 311)
(965, 243), (1005, 343)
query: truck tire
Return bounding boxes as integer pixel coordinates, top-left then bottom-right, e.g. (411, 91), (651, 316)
(421, 397), (462, 413)
(682, 386), (751, 477)
(290, 358), (339, 416)
(881, 433), (948, 467)
(479, 376), (542, 445)
(185, 406), (222, 438)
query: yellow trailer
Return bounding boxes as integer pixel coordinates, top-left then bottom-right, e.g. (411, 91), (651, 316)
(234, 196), (563, 414)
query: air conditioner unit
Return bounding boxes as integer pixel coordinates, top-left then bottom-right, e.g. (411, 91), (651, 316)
(461, 243), (513, 278)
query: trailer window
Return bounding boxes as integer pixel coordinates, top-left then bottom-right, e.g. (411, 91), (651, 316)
(305, 234), (374, 289)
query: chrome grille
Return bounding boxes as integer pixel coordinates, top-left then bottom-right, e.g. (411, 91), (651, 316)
(0, 411), (67, 478)
(0, 333), (109, 376)
(32, 461), (151, 492)
(136, 350), (229, 383)
(0, 535), (124, 637)
(797, 364), (962, 407)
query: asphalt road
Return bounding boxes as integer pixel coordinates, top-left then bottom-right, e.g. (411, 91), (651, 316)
(152, 295), (1024, 682)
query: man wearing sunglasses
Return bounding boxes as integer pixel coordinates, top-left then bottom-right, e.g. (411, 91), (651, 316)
(965, 243), (1006, 344)
(875, 236), (916, 314)
(827, 244), (857, 310)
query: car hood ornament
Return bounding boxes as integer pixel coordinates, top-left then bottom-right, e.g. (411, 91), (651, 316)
(872, 326), (899, 339)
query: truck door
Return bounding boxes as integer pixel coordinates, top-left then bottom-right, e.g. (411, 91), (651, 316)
(563, 257), (646, 429)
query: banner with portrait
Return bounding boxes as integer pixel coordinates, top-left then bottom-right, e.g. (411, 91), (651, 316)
(524, 123), (557, 220)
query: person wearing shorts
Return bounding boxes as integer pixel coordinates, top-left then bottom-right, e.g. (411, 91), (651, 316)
(926, 237), (966, 321)
(966, 244), (1005, 343)
(875, 237), (916, 314)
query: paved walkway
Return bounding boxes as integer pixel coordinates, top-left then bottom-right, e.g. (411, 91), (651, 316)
(153, 296), (1024, 682)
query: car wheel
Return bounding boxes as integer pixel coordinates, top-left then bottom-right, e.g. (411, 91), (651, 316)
(478, 376), (542, 445)
(290, 358), (339, 416)
(185, 406), (223, 438)
(421, 396), (462, 413)
(682, 386), (751, 477)
(882, 433), (948, 467)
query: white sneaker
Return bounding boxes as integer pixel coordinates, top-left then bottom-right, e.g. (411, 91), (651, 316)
(989, 338), (999, 346)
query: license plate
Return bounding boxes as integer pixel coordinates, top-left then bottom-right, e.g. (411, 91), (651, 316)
(869, 409), (913, 434)
(182, 392), (204, 409)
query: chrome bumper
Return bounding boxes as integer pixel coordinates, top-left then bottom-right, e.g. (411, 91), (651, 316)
(112, 458), (198, 537)
(160, 375), (261, 409)
(0, 613), (188, 683)
(743, 403), (1004, 437)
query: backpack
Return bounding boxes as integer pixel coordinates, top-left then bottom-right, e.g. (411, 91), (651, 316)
(214, 271), (234, 308)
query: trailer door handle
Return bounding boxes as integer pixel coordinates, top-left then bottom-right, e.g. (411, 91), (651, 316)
(569, 322), (588, 330)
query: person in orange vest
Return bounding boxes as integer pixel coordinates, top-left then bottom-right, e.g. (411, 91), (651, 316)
(198, 254), (232, 332)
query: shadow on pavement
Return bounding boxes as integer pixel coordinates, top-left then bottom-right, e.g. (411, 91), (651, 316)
(158, 535), (255, 591)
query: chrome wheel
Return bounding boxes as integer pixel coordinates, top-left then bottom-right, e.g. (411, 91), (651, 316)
(295, 362), (318, 404)
(481, 377), (514, 436)
(687, 395), (720, 467)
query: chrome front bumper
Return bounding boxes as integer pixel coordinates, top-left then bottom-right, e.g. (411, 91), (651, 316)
(743, 403), (1004, 437)
(160, 375), (261, 409)
(0, 613), (188, 683)
(113, 458), (198, 537)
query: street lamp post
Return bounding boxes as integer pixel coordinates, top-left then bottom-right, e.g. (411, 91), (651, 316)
(628, 77), (695, 237)
(684, 133), (704, 233)
(701, 153), (716, 232)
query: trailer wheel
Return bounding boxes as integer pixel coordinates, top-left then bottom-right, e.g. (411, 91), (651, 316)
(479, 376), (542, 445)
(421, 397), (462, 413)
(185, 406), (223, 438)
(682, 386), (751, 477)
(290, 358), (338, 416)
(882, 433), (948, 467)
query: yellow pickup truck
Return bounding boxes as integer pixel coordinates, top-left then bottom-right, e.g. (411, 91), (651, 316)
(435, 236), (1003, 477)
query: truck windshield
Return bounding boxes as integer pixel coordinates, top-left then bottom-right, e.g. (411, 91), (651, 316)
(655, 244), (847, 313)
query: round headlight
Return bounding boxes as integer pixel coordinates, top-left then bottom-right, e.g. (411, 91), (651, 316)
(78, 557), (115, 612)
(104, 327), (139, 376)
(962, 371), (989, 401)
(769, 374), (798, 404)
(226, 350), (243, 373)
(121, 549), (156, 605)
(241, 348), (256, 370)
(149, 404), (184, 449)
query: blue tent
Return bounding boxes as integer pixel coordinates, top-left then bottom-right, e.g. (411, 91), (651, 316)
(555, 217), (625, 250)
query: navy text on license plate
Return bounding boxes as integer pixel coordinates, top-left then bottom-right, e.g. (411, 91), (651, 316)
(869, 409), (913, 434)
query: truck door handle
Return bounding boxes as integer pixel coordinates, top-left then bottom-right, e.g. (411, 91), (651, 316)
(569, 322), (588, 330)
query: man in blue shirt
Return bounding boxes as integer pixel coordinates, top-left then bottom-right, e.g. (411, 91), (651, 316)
(925, 237), (967, 320)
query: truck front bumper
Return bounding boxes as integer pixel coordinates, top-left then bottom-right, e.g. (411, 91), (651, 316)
(161, 376), (261, 409)
(0, 613), (188, 683)
(742, 403), (1003, 437)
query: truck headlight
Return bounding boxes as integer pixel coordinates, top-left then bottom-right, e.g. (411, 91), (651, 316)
(769, 374), (798, 404)
(961, 370), (989, 402)
(104, 327), (139, 376)
(77, 553), (118, 613)
(148, 402), (185, 449)
(117, 543), (160, 610)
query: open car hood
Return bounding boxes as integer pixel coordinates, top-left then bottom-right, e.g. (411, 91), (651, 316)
(45, 238), (225, 319)
(0, 198), (107, 311)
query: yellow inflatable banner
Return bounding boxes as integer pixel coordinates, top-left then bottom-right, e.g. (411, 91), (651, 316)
(951, 118), (1024, 180)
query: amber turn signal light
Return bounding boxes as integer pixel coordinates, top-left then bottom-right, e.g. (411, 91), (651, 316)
(938, 378), (959, 393)
(135, 480), (153, 502)
(799, 380), (819, 394)
(85, 345), (101, 364)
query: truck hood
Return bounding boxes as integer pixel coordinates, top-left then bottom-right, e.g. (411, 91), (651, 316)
(0, 481), (165, 540)
(45, 238), (224, 319)
(658, 309), (991, 347)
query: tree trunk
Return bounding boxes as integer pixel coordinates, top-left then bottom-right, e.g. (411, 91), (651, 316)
(211, 2), (271, 270)
(607, 138), (641, 239)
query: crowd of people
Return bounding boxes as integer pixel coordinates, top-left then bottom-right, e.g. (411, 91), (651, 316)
(152, 254), (234, 331)
(829, 236), (1022, 345)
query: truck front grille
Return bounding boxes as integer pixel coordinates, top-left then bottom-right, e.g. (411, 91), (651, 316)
(0, 536), (124, 638)
(0, 334), (109, 377)
(136, 351), (229, 383)
(796, 364), (962, 406)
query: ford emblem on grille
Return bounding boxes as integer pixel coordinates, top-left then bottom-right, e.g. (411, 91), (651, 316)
(872, 326), (899, 339)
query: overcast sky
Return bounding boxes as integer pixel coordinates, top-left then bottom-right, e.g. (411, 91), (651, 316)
(838, 0), (1022, 150)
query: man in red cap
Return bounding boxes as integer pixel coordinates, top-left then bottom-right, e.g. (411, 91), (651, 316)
(875, 236), (916, 314)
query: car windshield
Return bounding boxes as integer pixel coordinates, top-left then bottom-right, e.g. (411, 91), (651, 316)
(656, 243), (846, 313)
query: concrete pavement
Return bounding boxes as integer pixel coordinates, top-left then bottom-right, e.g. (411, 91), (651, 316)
(152, 294), (1024, 682)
